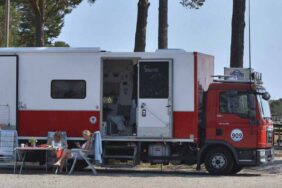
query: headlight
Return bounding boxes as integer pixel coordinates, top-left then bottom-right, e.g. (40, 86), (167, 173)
(258, 150), (266, 157)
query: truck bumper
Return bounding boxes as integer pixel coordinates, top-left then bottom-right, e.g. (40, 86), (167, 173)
(256, 148), (274, 164)
(236, 148), (274, 166)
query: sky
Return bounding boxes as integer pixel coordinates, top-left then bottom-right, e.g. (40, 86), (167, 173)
(57, 0), (282, 99)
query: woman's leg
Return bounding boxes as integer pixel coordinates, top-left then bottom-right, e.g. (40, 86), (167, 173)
(54, 149), (71, 165)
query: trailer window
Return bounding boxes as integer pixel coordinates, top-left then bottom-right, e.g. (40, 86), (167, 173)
(219, 92), (249, 118)
(51, 80), (86, 99)
(139, 61), (169, 99)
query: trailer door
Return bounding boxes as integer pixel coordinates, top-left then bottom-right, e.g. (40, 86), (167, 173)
(0, 56), (17, 128)
(137, 60), (172, 138)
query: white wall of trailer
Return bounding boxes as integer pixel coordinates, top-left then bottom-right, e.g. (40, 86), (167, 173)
(4, 49), (197, 113)
(101, 50), (195, 112)
(0, 56), (17, 127)
(0, 48), (215, 131)
(17, 52), (101, 111)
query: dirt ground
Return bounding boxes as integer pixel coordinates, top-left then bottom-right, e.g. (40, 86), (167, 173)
(0, 158), (281, 188)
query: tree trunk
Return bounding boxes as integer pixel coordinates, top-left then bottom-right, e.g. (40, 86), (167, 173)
(32, 0), (45, 47)
(230, 0), (246, 68)
(134, 0), (150, 52)
(158, 0), (168, 49)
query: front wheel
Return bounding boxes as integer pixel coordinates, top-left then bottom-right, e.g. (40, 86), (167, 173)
(229, 164), (243, 175)
(204, 147), (234, 175)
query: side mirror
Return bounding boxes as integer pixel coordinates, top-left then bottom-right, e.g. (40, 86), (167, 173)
(262, 92), (271, 101)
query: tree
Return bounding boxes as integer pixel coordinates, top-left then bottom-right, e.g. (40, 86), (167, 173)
(158, 0), (168, 49)
(180, 0), (205, 9)
(230, 0), (246, 68)
(0, 1), (21, 47)
(134, 0), (150, 52)
(16, 0), (82, 47)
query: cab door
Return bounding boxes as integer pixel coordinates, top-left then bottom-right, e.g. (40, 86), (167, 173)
(137, 60), (173, 138)
(215, 91), (257, 148)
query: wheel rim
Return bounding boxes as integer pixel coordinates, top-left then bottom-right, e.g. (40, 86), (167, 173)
(211, 153), (227, 169)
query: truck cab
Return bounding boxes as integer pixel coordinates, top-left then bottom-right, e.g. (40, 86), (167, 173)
(201, 69), (274, 175)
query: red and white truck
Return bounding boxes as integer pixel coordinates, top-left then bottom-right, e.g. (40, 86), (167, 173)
(0, 48), (274, 174)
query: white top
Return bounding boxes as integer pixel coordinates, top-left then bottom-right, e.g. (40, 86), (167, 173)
(51, 140), (64, 149)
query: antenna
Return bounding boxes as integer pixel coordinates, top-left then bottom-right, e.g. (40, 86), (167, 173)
(248, 0), (252, 83)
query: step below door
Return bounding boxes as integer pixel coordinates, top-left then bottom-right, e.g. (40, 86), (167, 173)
(137, 60), (173, 138)
(0, 56), (17, 128)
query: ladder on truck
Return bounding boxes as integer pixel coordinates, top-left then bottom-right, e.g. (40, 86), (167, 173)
(102, 142), (138, 167)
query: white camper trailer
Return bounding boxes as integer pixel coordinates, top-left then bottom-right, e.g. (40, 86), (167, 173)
(0, 48), (214, 141)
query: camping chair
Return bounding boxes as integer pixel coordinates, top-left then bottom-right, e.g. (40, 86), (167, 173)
(68, 131), (102, 175)
(46, 131), (68, 174)
(0, 130), (18, 169)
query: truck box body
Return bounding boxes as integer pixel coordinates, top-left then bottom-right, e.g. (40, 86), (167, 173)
(0, 48), (214, 142)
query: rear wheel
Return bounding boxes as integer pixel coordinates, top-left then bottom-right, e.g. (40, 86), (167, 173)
(204, 147), (234, 175)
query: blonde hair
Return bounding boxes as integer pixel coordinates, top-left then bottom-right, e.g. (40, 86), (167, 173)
(82, 130), (91, 137)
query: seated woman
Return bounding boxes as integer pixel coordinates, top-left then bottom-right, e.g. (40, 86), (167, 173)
(53, 130), (92, 171)
(47, 132), (68, 160)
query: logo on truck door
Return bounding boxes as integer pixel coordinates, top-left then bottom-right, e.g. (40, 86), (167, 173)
(230, 129), (243, 142)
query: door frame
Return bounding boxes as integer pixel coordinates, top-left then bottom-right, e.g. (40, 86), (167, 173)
(0, 55), (19, 130)
(100, 57), (140, 137)
(137, 58), (173, 138)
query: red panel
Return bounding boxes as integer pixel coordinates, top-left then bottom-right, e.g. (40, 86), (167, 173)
(193, 52), (199, 142)
(18, 110), (100, 137)
(173, 112), (196, 138)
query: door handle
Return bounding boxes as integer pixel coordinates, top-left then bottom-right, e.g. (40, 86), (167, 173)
(218, 122), (230, 125)
(166, 105), (171, 108)
(141, 103), (146, 109)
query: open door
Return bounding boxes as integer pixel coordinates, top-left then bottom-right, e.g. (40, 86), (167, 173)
(0, 56), (18, 128)
(137, 60), (172, 138)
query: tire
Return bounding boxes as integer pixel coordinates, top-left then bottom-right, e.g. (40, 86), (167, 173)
(204, 147), (234, 175)
(229, 164), (243, 175)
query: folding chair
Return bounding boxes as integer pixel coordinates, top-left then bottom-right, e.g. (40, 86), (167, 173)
(68, 131), (102, 175)
(0, 130), (18, 170)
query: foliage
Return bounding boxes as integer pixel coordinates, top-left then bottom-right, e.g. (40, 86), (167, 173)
(270, 99), (282, 116)
(180, 0), (205, 9)
(47, 41), (70, 47)
(15, 0), (82, 47)
(0, 0), (82, 47)
(0, 1), (22, 47)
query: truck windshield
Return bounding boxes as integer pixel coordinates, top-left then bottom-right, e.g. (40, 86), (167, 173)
(257, 95), (271, 119)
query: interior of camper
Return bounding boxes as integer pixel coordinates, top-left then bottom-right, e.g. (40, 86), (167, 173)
(102, 59), (138, 137)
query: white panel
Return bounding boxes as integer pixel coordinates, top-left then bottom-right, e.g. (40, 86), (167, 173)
(18, 53), (101, 111)
(197, 53), (214, 91)
(172, 54), (194, 111)
(139, 53), (194, 111)
(14, 49), (195, 112)
(0, 56), (17, 127)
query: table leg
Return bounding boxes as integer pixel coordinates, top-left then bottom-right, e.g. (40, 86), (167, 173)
(46, 150), (48, 173)
(19, 151), (27, 174)
(14, 150), (17, 174)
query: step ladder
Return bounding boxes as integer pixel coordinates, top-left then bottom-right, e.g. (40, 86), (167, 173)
(102, 143), (137, 167)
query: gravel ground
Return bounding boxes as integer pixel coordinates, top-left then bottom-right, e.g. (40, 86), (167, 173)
(0, 170), (281, 188)
(0, 157), (281, 188)
(0, 159), (281, 188)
